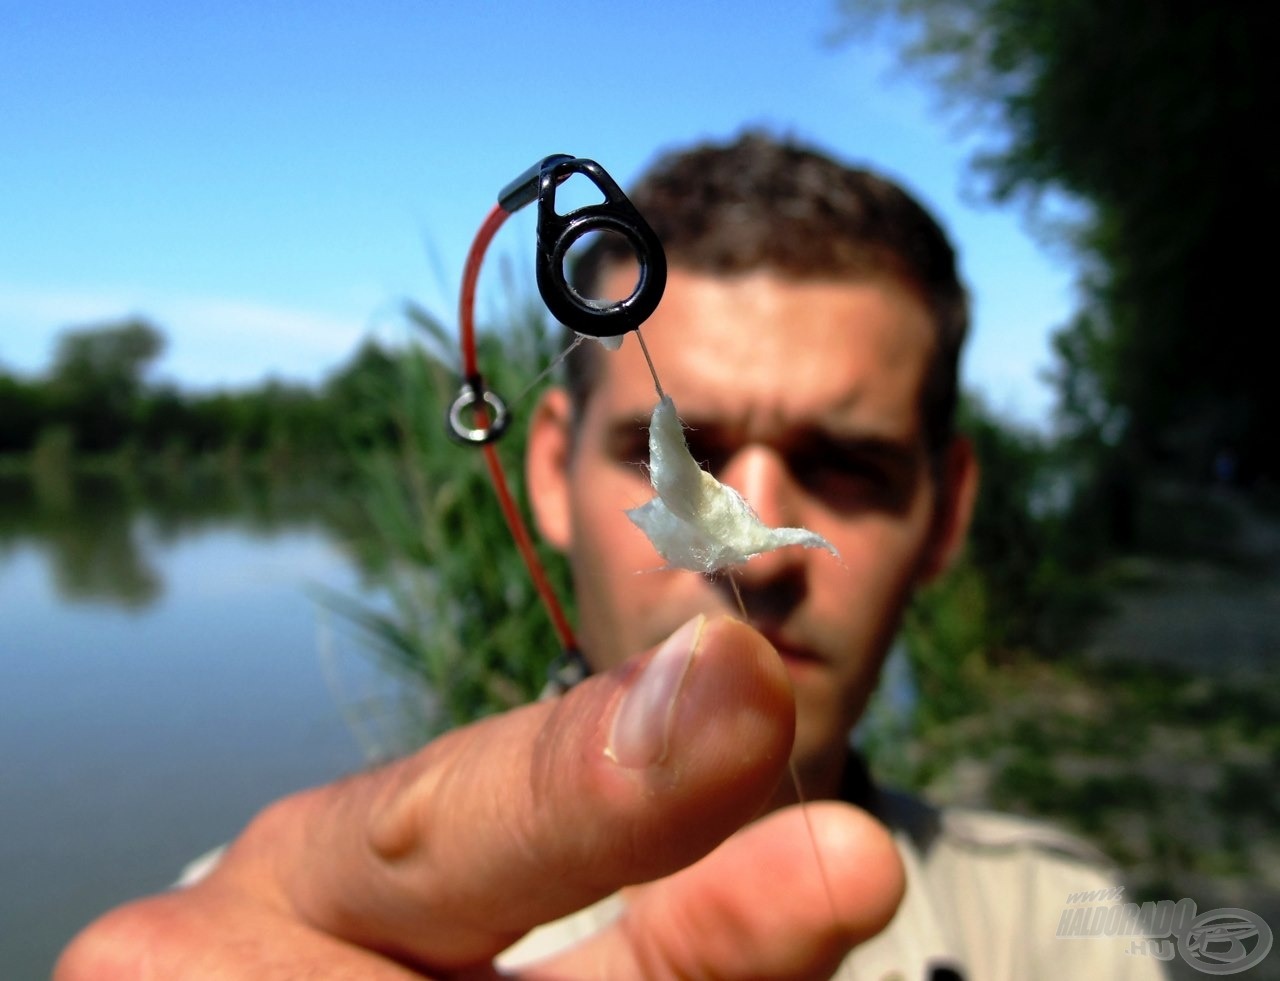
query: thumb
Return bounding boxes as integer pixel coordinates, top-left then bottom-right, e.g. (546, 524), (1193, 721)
(539, 802), (906, 980)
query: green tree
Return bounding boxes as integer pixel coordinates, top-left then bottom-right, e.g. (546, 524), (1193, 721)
(48, 318), (165, 452)
(0, 369), (49, 453)
(324, 337), (401, 449)
(837, 0), (1272, 487)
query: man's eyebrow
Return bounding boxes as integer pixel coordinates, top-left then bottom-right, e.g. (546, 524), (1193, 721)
(675, 416), (920, 462)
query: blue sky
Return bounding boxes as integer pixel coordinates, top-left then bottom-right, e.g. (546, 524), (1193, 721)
(1, 0), (1077, 427)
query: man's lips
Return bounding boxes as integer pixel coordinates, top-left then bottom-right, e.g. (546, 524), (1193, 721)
(650, 612), (826, 671)
(760, 632), (826, 668)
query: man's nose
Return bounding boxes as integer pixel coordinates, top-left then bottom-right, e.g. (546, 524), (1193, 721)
(720, 446), (804, 584)
(721, 445), (792, 525)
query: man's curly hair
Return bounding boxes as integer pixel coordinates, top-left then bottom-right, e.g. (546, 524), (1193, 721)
(564, 131), (970, 456)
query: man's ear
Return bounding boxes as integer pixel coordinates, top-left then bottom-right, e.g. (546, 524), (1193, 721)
(917, 435), (979, 584)
(526, 386), (574, 552)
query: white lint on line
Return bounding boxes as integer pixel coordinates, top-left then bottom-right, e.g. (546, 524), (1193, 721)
(626, 396), (839, 573)
(577, 331), (624, 351)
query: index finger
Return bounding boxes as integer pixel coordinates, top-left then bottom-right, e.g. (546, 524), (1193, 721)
(251, 614), (795, 974)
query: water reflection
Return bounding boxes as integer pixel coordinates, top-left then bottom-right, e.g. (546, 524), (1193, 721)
(0, 468), (398, 979)
(0, 468), (347, 608)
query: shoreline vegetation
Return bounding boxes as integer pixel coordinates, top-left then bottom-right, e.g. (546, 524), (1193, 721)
(6, 310), (1276, 933)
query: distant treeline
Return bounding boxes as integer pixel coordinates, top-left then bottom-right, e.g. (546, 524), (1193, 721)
(0, 308), (1249, 683)
(0, 318), (403, 464)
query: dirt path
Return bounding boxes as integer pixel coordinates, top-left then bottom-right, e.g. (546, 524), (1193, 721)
(1085, 489), (1280, 681)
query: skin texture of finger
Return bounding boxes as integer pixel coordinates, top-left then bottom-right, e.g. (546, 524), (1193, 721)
(531, 803), (906, 980)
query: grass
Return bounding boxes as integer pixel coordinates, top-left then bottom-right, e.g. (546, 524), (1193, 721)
(330, 299), (575, 741)
(863, 632), (1280, 907)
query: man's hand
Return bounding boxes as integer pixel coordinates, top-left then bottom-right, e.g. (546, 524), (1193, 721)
(56, 615), (905, 979)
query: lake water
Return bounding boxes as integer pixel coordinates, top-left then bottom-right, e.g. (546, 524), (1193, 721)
(0, 477), (420, 977)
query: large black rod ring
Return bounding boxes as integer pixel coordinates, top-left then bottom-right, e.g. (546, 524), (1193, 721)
(498, 155), (666, 339)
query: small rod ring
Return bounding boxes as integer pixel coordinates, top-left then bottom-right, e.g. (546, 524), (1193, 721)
(447, 384), (510, 445)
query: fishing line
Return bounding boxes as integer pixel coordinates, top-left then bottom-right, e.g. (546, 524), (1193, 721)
(508, 334), (587, 412)
(635, 329), (666, 400)
(639, 363), (843, 927)
(450, 151), (837, 929)
(727, 569), (841, 927)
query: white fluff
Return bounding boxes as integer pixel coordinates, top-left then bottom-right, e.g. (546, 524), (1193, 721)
(579, 331), (624, 351)
(626, 396), (838, 573)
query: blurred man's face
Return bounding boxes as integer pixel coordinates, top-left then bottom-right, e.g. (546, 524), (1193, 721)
(528, 266), (974, 791)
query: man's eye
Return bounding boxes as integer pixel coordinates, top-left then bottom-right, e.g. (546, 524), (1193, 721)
(800, 456), (886, 487)
(609, 432), (650, 468)
(682, 435), (731, 476)
(793, 454), (898, 508)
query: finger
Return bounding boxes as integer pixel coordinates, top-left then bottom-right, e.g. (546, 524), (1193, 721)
(56, 883), (426, 981)
(535, 802), (906, 980)
(259, 614), (795, 973)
